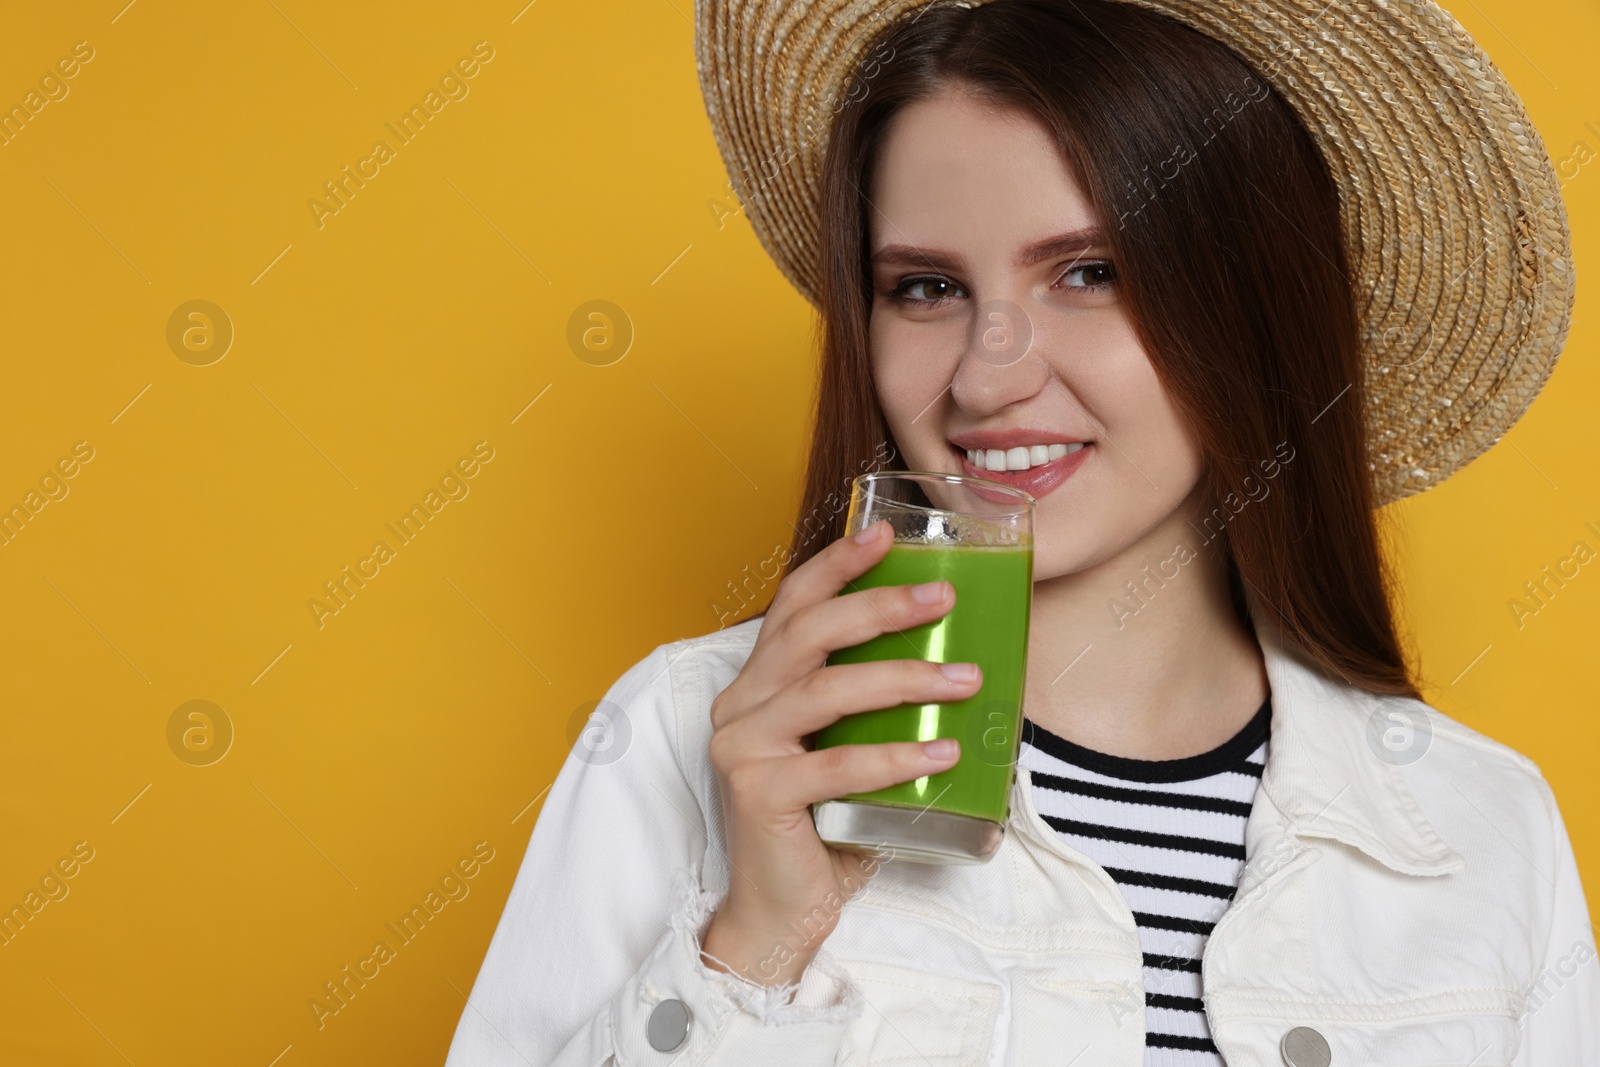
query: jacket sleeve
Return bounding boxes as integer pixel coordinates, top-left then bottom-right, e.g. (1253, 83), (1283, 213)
(1513, 776), (1600, 1065)
(443, 641), (865, 1067)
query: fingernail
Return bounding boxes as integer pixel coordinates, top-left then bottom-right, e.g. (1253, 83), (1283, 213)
(910, 580), (948, 604)
(925, 738), (959, 761)
(853, 520), (883, 545)
(939, 662), (979, 683)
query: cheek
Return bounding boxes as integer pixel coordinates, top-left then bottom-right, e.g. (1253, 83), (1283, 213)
(1033, 326), (1205, 575)
(869, 309), (962, 460)
(1063, 321), (1198, 483)
(1119, 357), (1202, 480)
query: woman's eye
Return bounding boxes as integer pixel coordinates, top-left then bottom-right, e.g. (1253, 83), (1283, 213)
(1057, 261), (1117, 290)
(887, 276), (964, 305)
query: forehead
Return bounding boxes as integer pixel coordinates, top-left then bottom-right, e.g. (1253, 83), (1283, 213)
(868, 86), (1099, 255)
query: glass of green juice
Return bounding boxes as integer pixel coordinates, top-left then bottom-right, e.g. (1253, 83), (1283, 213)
(811, 471), (1034, 865)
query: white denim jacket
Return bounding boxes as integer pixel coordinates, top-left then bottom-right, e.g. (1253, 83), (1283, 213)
(445, 611), (1599, 1066)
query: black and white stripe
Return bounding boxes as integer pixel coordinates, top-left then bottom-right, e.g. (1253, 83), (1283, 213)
(1019, 699), (1270, 1067)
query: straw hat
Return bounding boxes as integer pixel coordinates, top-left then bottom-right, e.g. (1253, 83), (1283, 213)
(693, 0), (1574, 506)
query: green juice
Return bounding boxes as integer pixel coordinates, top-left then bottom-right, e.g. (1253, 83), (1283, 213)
(815, 542), (1033, 823)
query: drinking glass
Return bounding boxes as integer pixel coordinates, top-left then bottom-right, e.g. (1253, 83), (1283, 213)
(811, 471), (1034, 864)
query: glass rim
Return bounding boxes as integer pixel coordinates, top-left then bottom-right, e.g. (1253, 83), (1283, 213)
(853, 469), (1037, 513)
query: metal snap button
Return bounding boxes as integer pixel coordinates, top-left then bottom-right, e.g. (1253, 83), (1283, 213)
(1280, 1025), (1331, 1067)
(647, 998), (691, 1052)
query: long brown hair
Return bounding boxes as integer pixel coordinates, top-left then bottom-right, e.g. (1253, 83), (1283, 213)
(778, 0), (1417, 699)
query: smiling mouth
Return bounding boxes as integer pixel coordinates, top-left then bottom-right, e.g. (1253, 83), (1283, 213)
(959, 442), (1086, 473)
(948, 439), (1094, 499)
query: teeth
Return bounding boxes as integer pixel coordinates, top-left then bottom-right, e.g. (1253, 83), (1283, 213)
(962, 441), (1087, 472)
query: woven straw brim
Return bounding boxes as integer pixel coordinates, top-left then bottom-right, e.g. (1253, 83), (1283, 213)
(693, 0), (1574, 507)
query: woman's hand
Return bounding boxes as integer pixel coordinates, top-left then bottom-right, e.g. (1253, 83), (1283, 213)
(699, 519), (981, 988)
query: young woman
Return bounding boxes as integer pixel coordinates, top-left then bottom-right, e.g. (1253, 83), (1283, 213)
(447, 1), (1595, 1064)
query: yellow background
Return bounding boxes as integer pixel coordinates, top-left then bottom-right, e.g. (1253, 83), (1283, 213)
(0, 0), (1593, 1062)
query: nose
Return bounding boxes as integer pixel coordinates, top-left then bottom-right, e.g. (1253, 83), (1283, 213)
(948, 298), (1050, 416)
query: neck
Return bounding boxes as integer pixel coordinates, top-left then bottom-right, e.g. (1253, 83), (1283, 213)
(1022, 490), (1268, 760)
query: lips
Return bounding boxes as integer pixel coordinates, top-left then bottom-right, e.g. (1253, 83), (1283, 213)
(949, 436), (1092, 499)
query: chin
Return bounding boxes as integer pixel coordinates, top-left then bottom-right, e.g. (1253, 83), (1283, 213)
(1027, 534), (1107, 582)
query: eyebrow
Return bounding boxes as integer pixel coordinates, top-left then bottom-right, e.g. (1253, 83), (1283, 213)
(871, 225), (1108, 273)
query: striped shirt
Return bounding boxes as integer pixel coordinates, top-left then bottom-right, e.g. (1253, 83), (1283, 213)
(1018, 698), (1271, 1067)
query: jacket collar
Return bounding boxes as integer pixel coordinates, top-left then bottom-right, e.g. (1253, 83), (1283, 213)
(1249, 606), (1465, 876)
